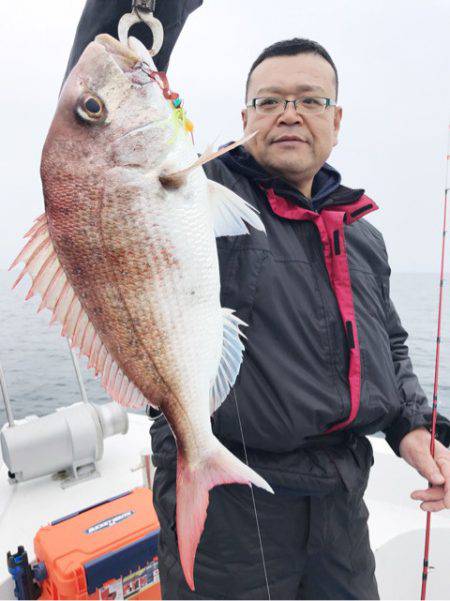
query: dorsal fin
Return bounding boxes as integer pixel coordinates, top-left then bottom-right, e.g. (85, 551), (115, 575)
(10, 214), (149, 410)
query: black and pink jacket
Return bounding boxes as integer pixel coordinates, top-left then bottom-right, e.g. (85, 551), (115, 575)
(194, 147), (450, 461)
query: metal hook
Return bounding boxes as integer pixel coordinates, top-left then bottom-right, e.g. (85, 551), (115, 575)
(118, 0), (164, 57)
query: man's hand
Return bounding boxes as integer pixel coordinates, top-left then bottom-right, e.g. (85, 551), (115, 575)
(399, 426), (450, 512)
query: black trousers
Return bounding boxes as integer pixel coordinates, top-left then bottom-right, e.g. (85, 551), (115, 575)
(153, 467), (379, 600)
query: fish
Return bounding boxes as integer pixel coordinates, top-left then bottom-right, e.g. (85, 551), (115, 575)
(10, 34), (273, 590)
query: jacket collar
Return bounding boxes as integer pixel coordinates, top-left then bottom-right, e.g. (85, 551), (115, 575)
(265, 187), (378, 224)
(218, 145), (367, 211)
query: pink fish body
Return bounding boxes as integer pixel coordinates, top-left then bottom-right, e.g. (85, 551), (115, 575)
(11, 34), (272, 590)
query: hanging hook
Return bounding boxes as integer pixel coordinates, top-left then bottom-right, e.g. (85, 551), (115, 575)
(118, 0), (164, 57)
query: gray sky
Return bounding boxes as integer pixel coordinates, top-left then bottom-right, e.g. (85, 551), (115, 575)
(1, 0), (449, 272)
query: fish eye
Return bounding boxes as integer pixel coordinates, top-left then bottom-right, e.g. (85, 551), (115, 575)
(76, 93), (107, 125)
(85, 98), (101, 113)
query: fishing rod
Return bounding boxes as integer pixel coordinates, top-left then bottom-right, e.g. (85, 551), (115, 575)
(420, 124), (450, 600)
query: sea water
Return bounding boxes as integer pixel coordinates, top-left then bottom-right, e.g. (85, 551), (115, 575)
(0, 270), (449, 428)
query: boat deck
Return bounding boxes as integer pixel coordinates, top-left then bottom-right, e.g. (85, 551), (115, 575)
(1, 416), (449, 599)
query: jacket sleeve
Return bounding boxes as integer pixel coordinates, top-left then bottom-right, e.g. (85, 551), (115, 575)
(382, 297), (450, 456)
(64, 0), (203, 80)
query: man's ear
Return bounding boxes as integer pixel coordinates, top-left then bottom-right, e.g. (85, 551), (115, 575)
(333, 106), (343, 147)
(241, 108), (248, 131)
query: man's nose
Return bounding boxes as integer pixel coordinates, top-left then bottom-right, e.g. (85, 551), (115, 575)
(278, 102), (304, 125)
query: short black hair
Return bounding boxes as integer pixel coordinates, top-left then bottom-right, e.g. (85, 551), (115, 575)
(245, 38), (339, 102)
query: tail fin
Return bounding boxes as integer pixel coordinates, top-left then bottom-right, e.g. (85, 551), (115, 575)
(176, 444), (273, 591)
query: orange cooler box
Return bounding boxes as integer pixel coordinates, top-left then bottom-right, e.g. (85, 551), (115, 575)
(34, 487), (161, 600)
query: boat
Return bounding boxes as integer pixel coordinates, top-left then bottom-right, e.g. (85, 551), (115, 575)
(1, 390), (449, 599)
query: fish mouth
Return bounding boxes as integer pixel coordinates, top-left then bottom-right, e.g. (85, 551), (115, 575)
(94, 34), (160, 91)
(94, 33), (142, 73)
(94, 34), (172, 142)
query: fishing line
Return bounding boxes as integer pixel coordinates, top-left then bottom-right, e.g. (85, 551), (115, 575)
(420, 123), (450, 600)
(232, 387), (271, 600)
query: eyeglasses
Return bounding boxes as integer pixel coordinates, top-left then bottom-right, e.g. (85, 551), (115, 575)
(246, 96), (336, 116)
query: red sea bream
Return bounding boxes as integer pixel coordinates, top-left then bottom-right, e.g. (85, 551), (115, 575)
(10, 34), (272, 590)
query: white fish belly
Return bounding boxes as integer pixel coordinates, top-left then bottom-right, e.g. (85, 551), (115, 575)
(105, 158), (223, 446)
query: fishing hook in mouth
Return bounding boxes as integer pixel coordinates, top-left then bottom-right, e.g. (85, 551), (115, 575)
(134, 62), (179, 102)
(128, 62), (158, 86)
(127, 62), (178, 104)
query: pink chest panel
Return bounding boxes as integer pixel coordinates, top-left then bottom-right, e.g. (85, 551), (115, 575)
(264, 188), (378, 433)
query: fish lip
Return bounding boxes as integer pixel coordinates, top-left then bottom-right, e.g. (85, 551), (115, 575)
(272, 135), (309, 144)
(97, 44), (156, 90)
(94, 34), (140, 73)
(93, 34), (153, 86)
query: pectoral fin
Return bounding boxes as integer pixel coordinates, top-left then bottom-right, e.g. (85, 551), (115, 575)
(208, 179), (265, 237)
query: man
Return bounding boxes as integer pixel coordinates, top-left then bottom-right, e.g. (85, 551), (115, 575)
(66, 2), (450, 599)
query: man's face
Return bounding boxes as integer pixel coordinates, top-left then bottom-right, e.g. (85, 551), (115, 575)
(242, 53), (342, 191)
